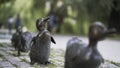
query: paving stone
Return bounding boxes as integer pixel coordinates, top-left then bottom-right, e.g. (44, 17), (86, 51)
(1, 47), (7, 50)
(19, 56), (30, 62)
(19, 67), (34, 68)
(12, 61), (31, 67)
(0, 50), (9, 56)
(100, 62), (120, 68)
(6, 50), (14, 55)
(0, 61), (14, 67)
(2, 67), (16, 68)
(0, 58), (3, 61)
(0, 60), (3, 65)
(5, 56), (21, 65)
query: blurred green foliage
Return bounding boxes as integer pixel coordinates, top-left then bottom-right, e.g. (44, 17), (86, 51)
(0, 0), (120, 35)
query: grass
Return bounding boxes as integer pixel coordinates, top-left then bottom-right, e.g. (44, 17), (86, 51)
(0, 44), (3, 47)
(0, 54), (7, 61)
(12, 64), (18, 68)
(0, 43), (11, 47)
(33, 63), (40, 68)
(105, 60), (120, 67)
(21, 58), (29, 63)
(0, 43), (5, 47)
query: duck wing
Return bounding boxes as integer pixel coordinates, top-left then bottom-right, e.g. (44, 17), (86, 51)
(51, 37), (56, 44)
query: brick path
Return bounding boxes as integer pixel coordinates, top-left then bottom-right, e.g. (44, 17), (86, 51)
(0, 43), (120, 68)
(0, 43), (65, 68)
(0, 44), (33, 68)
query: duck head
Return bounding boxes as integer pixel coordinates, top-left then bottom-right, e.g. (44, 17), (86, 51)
(36, 17), (50, 31)
(89, 21), (116, 41)
(16, 26), (22, 34)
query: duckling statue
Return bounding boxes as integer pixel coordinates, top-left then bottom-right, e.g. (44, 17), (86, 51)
(64, 21), (116, 68)
(29, 17), (56, 65)
(11, 27), (32, 56)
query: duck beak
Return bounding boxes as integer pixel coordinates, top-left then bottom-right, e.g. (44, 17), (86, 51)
(43, 17), (50, 22)
(41, 17), (50, 25)
(105, 28), (116, 36)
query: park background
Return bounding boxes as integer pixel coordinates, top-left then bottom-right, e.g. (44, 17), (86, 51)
(0, 0), (120, 36)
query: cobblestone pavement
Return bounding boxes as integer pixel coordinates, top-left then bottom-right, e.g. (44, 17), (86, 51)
(0, 43), (120, 68)
(0, 43), (65, 68)
(0, 44), (32, 68)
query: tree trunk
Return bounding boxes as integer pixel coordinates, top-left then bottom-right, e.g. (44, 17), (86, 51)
(108, 0), (120, 33)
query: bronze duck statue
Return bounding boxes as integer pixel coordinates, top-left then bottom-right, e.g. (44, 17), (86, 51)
(11, 27), (32, 56)
(29, 17), (56, 65)
(64, 21), (116, 68)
